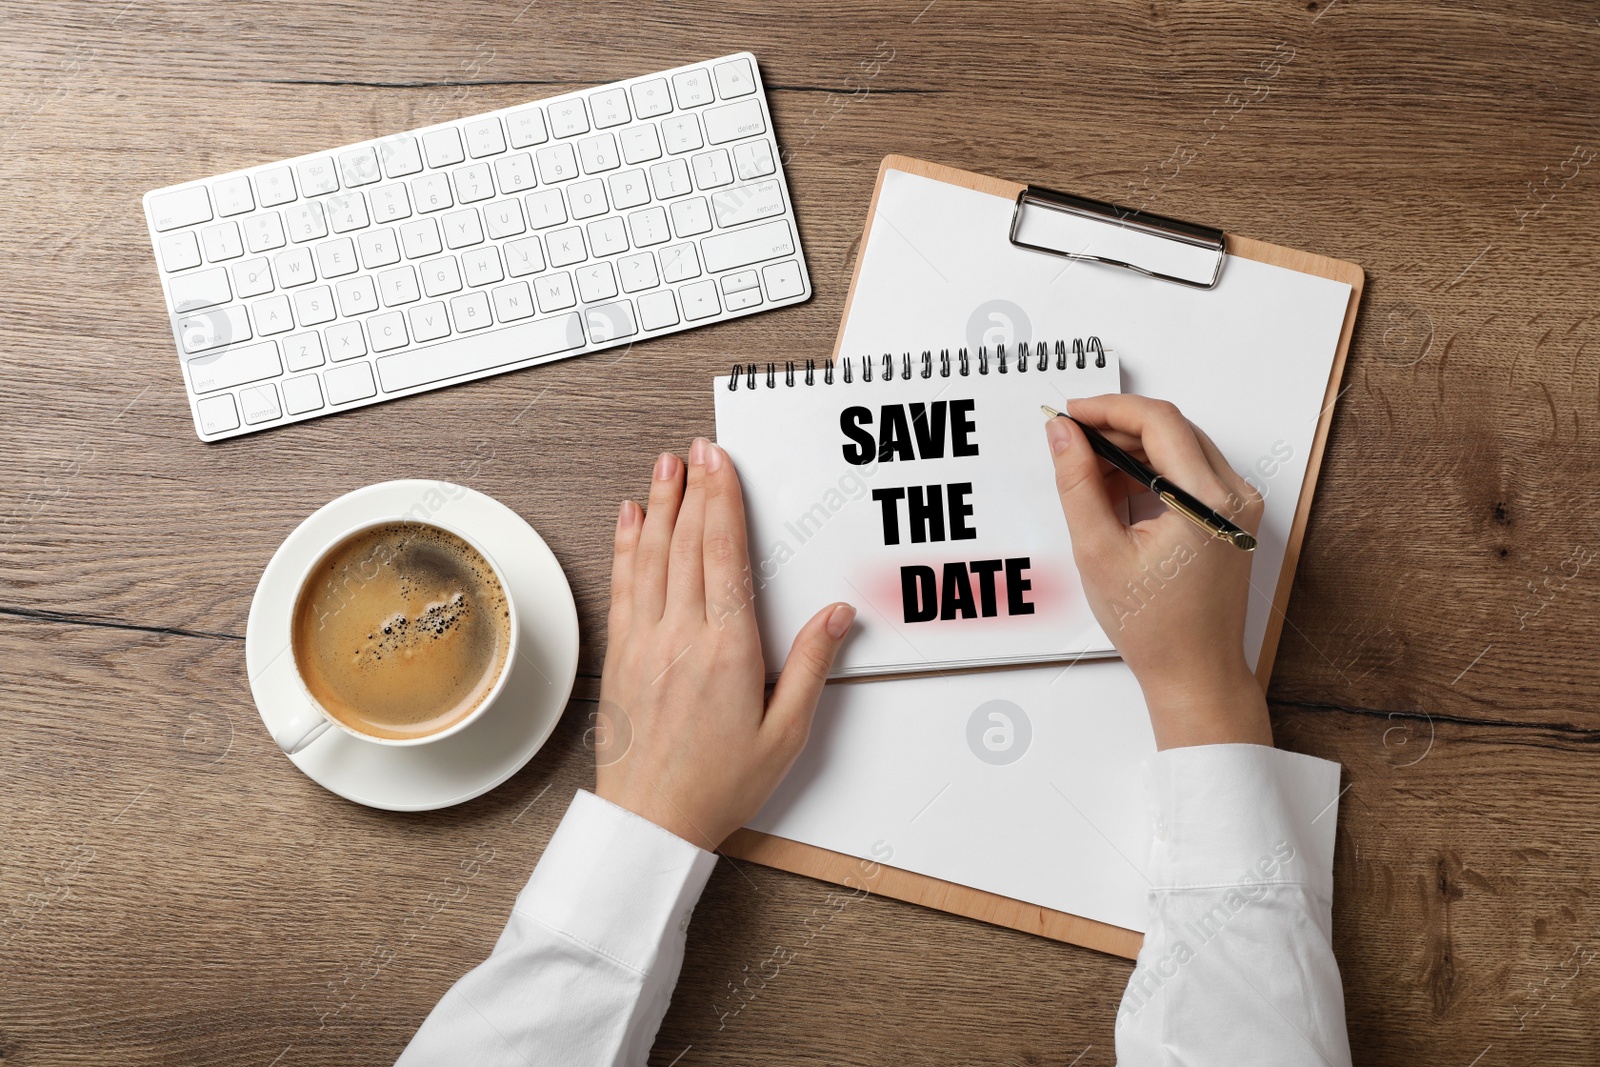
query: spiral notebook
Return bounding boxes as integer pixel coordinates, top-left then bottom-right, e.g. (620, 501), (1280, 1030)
(715, 342), (1121, 678)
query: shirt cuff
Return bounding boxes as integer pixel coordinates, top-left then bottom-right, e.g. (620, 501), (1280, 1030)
(1145, 744), (1342, 898)
(514, 789), (719, 976)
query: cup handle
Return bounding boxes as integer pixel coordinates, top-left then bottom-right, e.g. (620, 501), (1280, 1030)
(274, 712), (333, 756)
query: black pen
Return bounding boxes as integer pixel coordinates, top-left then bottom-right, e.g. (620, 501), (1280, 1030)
(1041, 405), (1257, 552)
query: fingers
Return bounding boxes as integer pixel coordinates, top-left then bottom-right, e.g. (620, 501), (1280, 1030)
(1045, 415), (1128, 565)
(607, 499), (642, 641)
(1188, 424), (1264, 531)
(1066, 395), (1231, 507)
(633, 452), (684, 624)
(666, 439), (710, 620)
(700, 439), (757, 636)
(764, 603), (855, 756)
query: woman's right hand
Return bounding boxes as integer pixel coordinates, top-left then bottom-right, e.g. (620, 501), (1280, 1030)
(1045, 394), (1272, 751)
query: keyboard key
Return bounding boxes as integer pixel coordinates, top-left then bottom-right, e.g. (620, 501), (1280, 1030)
(377, 135), (424, 178)
(721, 270), (759, 294)
(159, 231), (202, 271)
(484, 199), (527, 240)
(273, 247), (316, 289)
(462, 247), (504, 287)
(712, 179), (784, 228)
(293, 285), (336, 326)
(240, 382), (282, 424)
(335, 275), (379, 316)
(325, 360), (377, 404)
(326, 192), (370, 232)
(585, 300), (637, 343)
(568, 179), (608, 220)
(628, 206), (670, 247)
(338, 147), (382, 187)
(284, 331), (326, 371)
(358, 227), (400, 268)
(700, 218), (794, 273)
(659, 241), (700, 282)
(370, 183), (412, 222)
(506, 108), (548, 148)
(579, 133), (620, 174)
(282, 373), (325, 414)
(494, 153), (538, 193)
(411, 173), (453, 213)
(314, 237), (358, 279)
(400, 218), (442, 259)
(285, 201), (328, 243)
(379, 265), (420, 306)
(213, 176), (255, 217)
(196, 393), (239, 434)
(671, 68), (714, 108)
(548, 98), (589, 138)
(376, 312), (586, 392)
(186, 339), (281, 393)
(636, 288), (679, 330)
(296, 157), (339, 196)
(243, 212), (286, 253)
(619, 124), (662, 165)
(692, 149), (733, 189)
(714, 58), (756, 99)
(535, 271), (576, 312)
(177, 305), (252, 353)
(368, 311), (408, 351)
(535, 143), (579, 184)
(617, 252), (659, 292)
(423, 128), (466, 169)
(576, 261), (618, 302)
(324, 321), (366, 361)
(524, 188), (567, 229)
(169, 267), (232, 312)
(609, 169), (650, 210)
(504, 236), (545, 277)
(232, 257), (274, 298)
(408, 301), (451, 342)
(452, 163), (495, 204)
(648, 158), (692, 199)
(546, 226), (587, 268)
(669, 197), (711, 238)
(733, 139), (776, 180)
(202, 223), (244, 263)
(762, 259), (805, 300)
(661, 115), (703, 154)
(442, 208), (485, 249)
(491, 281), (535, 322)
(703, 99), (766, 145)
(450, 291), (493, 331)
(679, 279), (720, 320)
(631, 78), (673, 119)
(589, 88), (630, 129)
(150, 186), (212, 231)
(725, 285), (762, 311)
(253, 294), (295, 336)
(464, 117), (507, 158)
(420, 255), (463, 296)
(256, 167), (297, 208)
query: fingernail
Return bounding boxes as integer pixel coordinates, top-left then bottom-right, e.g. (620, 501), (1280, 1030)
(690, 437), (707, 466)
(826, 603), (856, 639)
(618, 499), (637, 527)
(1046, 417), (1073, 455)
(654, 452), (677, 480)
(705, 441), (725, 473)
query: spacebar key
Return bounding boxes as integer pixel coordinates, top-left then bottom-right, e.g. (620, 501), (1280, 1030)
(701, 219), (795, 273)
(375, 313), (586, 392)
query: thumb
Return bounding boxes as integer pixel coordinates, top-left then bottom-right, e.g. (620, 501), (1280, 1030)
(764, 603), (855, 755)
(1046, 415), (1126, 565)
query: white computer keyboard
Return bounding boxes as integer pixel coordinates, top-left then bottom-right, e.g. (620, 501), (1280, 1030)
(142, 52), (810, 441)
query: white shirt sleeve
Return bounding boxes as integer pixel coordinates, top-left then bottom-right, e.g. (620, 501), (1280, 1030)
(396, 789), (718, 1067)
(1115, 743), (1351, 1066)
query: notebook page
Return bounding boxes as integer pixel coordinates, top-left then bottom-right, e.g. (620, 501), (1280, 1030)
(715, 354), (1120, 677)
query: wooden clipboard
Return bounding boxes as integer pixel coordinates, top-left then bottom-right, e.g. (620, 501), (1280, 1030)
(723, 155), (1365, 961)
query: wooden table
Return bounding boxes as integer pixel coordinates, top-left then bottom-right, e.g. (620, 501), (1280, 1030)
(4, 2), (1598, 1063)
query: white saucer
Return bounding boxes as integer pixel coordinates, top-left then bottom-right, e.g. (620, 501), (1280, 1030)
(245, 481), (579, 811)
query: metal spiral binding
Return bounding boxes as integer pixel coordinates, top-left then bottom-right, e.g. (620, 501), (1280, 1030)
(824, 358), (834, 384)
(805, 358), (815, 385)
(940, 349), (951, 377)
(958, 347), (970, 375)
(766, 362), (776, 388)
(921, 351), (933, 378)
(978, 346), (989, 374)
(785, 361), (795, 387)
(1054, 340), (1068, 369)
(1073, 338), (1086, 369)
(728, 338), (1107, 388)
(997, 344), (1009, 373)
(1036, 341), (1050, 371)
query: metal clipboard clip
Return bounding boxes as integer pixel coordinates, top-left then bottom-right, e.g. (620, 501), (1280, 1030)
(1008, 186), (1228, 289)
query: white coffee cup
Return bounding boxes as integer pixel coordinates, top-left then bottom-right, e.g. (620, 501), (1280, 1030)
(273, 516), (520, 755)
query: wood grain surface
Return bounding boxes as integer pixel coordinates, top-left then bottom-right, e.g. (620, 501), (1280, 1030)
(4, 1), (1599, 1064)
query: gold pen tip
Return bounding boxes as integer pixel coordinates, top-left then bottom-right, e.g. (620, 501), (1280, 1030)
(1040, 405), (1062, 418)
